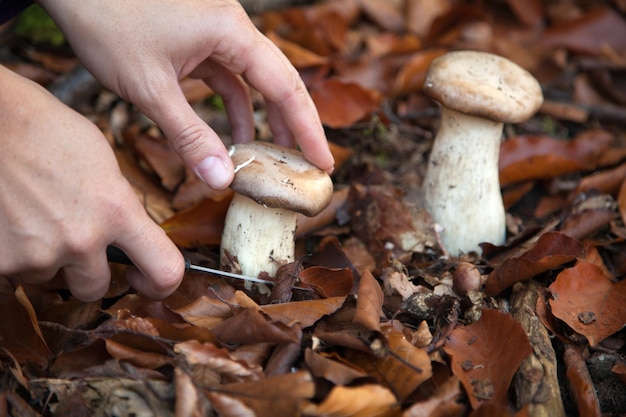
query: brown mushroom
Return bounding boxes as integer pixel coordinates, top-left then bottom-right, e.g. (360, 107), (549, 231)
(422, 50), (543, 255)
(220, 142), (333, 277)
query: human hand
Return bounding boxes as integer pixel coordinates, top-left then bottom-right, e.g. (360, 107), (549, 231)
(38, 0), (335, 190)
(0, 66), (184, 301)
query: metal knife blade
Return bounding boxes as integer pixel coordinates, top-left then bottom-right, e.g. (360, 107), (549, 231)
(106, 245), (278, 286)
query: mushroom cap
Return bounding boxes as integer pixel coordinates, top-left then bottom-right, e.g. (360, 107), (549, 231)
(229, 142), (333, 217)
(423, 50), (543, 123)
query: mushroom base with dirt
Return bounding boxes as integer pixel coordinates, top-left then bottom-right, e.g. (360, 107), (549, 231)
(220, 142), (333, 278)
(221, 192), (298, 277)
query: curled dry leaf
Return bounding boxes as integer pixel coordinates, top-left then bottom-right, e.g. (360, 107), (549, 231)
(174, 340), (263, 383)
(210, 307), (302, 345)
(540, 6), (626, 55)
(0, 285), (52, 369)
(304, 349), (369, 386)
(302, 383), (400, 417)
(161, 195), (232, 247)
(485, 231), (586, 296)
(549, 261), (626, 347)
(443, 309), (532, 410)
(205, 370), (315, 417)
(310, 78), (381, 128)
(499, 130), (613, 187)
(300, 266), (356, 298)
(346, 321), (433, 402)
(261, 296), (347, 328)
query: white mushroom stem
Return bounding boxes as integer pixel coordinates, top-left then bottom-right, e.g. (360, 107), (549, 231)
(423, 107), (505, 255)
(220, 193), (297, 277)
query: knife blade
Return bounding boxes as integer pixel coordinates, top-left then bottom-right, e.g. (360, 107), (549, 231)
(106, 245), (279, 287)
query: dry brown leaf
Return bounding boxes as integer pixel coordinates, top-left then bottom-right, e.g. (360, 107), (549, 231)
(303, 383), (400, 417)
(402, 376), (463, 417)
(266, 31), (330, 68)
(0, 285), (52, 369)
(352, 270), (384, 332)
(563, 344), (602, 417)
(485, 231), (586, 296)
(305, 349), (369, 385)
(174, 340), (263, 383)
(346, 321), (433, 402)
(160, 195), (232, 247)
(205, 370), (315, 417)
(310, 78), (381, 128)
(359, 0), (405, 32)
(261, 296), (347, 328)
(392, 48), (447, 96)
(406, 0), (451, 36)
(443, 309), (532, 410)
(619, 178), (626, 225)
(300, 266), (356, 298)
(499, 130), (613, 187)
(132, 132), (185, 191)
(210, 307), (302, 345)
(549, 261), (626, 347)
(541, 6), (626, 55)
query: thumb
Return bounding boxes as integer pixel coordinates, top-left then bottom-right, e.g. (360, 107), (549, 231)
(138, 81), (234, 190)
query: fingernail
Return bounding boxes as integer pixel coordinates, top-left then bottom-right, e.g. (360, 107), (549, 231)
(197, 156), (232, 189)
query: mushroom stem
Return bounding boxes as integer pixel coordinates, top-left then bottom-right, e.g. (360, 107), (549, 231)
(221, 193), (297, 277)
(423, 107), (505, 255)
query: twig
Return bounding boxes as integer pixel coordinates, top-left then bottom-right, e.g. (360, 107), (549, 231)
(511, 281), (565, 417)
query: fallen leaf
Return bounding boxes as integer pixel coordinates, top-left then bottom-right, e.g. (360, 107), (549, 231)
(346, 321), (433, 401)
(485, 231), (586, 296)
(261, 296), (347, 328)
(541, 6), (626, 54)
(0, 285), (52, 369)
(352, 270), (384, 332)
(563, 344), (602, 416)
(302, 383), (400, 417)
(210, 307), (302, 345)
(549, 261), (626, 346)
(402, 376), (464, 417)
(499, 130), (613, 186)
(160, 194), (232, 247)
(444, 309), (532, 410)
(174, 340), (264, 383)
(391, 48), (447, 96)
(310, 78), (381, 128)
(359, 0), (405, 32)
(205, 370), (315, 417)
(619, 178), (626, 225)
(266, 31), (330, 68)
(305, 349), (369, 385)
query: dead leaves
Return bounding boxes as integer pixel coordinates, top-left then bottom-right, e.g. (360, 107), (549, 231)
(548, 262), (626, 347)
(444, 309), (532, 410)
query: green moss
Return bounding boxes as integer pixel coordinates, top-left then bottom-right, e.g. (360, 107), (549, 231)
(207, 94), (225, 111)
(12, 4), (65, 46)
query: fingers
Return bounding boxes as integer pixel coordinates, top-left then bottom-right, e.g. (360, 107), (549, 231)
(112, 222), (185, 300)
(62, 251), (111, 302)
(215, 30), (335, 173)
(135, 73), (235, 190)
(190, 61), (255, 144)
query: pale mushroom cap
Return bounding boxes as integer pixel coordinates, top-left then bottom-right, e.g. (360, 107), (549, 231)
(423, 50), (543, 123)
(229, 142), (333, 217)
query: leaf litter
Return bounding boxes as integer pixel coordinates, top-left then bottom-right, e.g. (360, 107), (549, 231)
(3, 0), (626, 415)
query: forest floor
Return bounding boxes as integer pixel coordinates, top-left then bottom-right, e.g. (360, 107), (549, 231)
(2, 1), (626, 416)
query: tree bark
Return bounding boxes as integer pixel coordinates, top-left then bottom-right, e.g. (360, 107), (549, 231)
(511, 281), (566, 417)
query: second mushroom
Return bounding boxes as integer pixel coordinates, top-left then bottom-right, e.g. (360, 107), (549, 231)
(220, 142), (333, 278)
(422, 50), (543, 256)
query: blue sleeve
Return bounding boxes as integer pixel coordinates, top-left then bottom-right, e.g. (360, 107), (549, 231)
(0, 0), (34, 24)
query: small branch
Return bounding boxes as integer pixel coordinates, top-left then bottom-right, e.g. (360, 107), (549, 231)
(511, 281), (566, 417)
